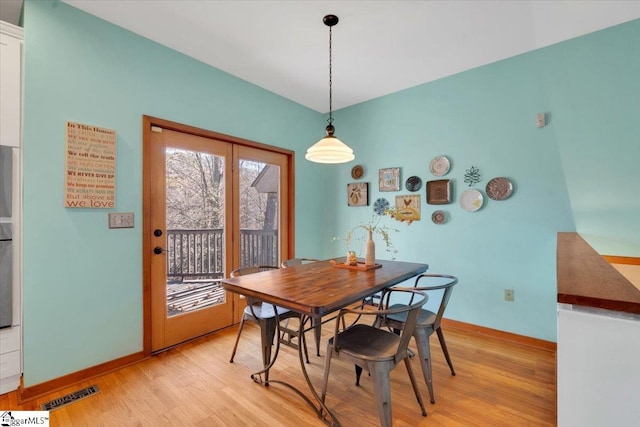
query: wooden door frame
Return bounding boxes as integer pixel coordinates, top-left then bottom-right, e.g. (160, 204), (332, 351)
(142, 115), (295, 355)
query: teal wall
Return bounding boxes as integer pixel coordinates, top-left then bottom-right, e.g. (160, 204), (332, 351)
(323, 19), (639, 342)
(21, 0), (639, 387)
(21, 1), (325, 387)
(541, 21), (640, 255)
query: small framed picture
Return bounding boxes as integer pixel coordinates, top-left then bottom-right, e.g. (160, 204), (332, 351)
(395, 195), (421, 222)
(347, 182), (369, 206)
(379, 167), (400, 192)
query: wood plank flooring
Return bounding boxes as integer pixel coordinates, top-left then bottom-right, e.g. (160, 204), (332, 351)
(1, 320), (556, 426)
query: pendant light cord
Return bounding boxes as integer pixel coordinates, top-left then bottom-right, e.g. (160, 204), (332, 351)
(306, 14), (354, 163)
(328, 24), (333, 126)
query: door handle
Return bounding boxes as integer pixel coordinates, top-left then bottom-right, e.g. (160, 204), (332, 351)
(153, 246), (167, 255)
(154, 229), (163, 237)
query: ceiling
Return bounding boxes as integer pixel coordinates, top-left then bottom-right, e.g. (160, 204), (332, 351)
(3, 1), (640, 112)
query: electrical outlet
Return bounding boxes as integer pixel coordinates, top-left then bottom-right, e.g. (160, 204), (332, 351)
(108, 212), (134, 229)
(504, 289), (514, 302)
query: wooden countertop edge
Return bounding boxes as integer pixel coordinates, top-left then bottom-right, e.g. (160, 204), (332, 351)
(557, 293), (640, 314)
(602, 255), (640, 265)
(557, 232), (640, 315)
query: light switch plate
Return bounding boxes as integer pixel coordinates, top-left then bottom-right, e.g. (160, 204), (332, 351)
(108, 212), (134, 229)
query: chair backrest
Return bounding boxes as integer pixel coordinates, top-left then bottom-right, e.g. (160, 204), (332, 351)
(280, 258), (320, 268)
(378, 288), (429, 363)
(412, 274), (458, 329)
(230, 265), (278, 277)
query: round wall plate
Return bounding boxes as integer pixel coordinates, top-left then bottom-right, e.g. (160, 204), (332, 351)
(429, 155), (450, 176)
(351, 164), (364, 179)
(432, 210), (447, 224)
(486, 177), (513, 200)
(373, 197), (389, 215)
(405, 176), (422, 192)
(460, 189), (484, 212)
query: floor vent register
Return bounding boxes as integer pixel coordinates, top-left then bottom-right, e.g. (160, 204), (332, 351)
(40, 385), (100, 411)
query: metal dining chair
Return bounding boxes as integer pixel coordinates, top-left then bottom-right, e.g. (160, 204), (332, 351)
(321, 287), (429, 427)
(280, 258), (323, 355)
(361, 264), (429, 310)
(280, 258), (320, 268)
(228, 265), (309, 380)
(380, 273), (458, 404)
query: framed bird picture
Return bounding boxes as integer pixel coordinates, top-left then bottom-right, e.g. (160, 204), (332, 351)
(395, 194), (421, 222)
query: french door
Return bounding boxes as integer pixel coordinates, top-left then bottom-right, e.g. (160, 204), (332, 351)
(144, 117), (292, 352)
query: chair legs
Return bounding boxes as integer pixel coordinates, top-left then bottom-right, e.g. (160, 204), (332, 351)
(404, 357), (428, 417)
(229, 314), (278, 383)
(369, 364), (393, 427)
(369, 360), (426, 427)
(229, 314), (247, 363)
(259, 318), (277, 383)
(436, 327), (456, 376)
(298, 316), (322, 357)
(413, 326), (456, 404)
(333, 357), (427, 427)
(280, 317), (310, 363)
(320, 345), (334, 404)
(413, 327), (435, 403)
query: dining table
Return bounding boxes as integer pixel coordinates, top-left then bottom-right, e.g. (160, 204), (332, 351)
(220, 258), (428, 426)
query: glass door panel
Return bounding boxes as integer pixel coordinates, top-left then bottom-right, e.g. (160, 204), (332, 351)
(238, 160), (280, 268)
(165, 148), (226, 317)
(233, 145), (288, 271)
(150, 128), (233, 351)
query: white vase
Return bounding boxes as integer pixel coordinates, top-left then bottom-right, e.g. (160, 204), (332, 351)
(365, 229), (375, 266)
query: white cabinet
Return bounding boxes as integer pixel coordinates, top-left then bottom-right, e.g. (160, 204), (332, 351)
(557, 304), (640, 426)
(0, 326), (21, 393)
(0, 22), (23, 148)
(0, 20), (22, 395)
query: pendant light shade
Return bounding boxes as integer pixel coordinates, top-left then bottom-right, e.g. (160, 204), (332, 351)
(305, 124), (354, 164)
(306, 15), (355, 164)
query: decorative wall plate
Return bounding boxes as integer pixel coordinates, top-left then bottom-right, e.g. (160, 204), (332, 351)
(373, 197), (389, 215)
(429, 155), (450, 176)
(351, 164), (364, 180)
(460, 189), (484, 212)
(486, 177), (513, 200)
(426, 179), (452, 204)
(432, 210), (447, 224)
(405, 176), (422, 192)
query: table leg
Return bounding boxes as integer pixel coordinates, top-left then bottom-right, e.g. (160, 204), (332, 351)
(247, 310), (341, 426)
(296, 314), (341, 426)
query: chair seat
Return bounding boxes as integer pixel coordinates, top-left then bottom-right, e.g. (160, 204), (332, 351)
(387, 304), (436, 328)
(244, 303), (292, 319)
(329, 324), (400, 361)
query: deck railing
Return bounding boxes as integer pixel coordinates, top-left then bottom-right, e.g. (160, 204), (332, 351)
(166, 228), (278, 280)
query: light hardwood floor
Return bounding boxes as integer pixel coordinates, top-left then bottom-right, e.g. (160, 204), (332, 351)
(1, 320), (556, 426)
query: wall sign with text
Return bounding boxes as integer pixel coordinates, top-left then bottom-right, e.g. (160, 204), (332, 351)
(64, 121), (116, 208)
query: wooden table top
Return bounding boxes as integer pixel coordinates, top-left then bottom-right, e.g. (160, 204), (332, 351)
(221, 258), (428, 317)
(557, 232), (640, 314)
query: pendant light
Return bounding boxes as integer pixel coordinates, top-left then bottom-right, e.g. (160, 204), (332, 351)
(305, 14), (355, 164)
